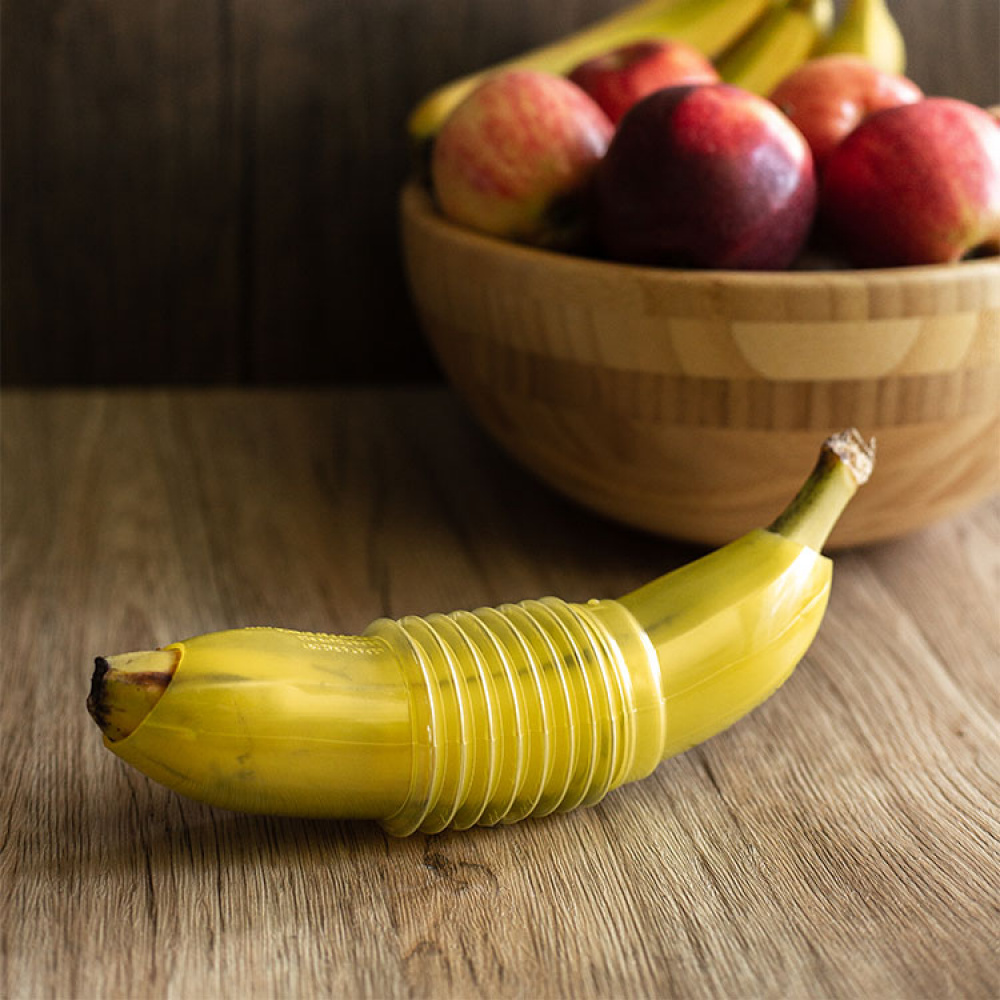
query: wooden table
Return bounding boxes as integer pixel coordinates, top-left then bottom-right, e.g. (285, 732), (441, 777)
(3, 388), (998, 999)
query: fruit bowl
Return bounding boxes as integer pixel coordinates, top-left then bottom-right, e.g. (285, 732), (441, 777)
(401, 181), (1000, 547)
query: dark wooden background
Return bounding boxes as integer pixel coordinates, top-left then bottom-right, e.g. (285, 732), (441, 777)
(3, 0), (998, 386)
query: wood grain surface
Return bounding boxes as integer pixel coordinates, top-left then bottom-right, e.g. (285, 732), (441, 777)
(3, 0), (999, 385)
(2, 388), (998, 999)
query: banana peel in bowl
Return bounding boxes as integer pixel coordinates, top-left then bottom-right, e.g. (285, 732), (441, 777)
(88, 431), (874, 836)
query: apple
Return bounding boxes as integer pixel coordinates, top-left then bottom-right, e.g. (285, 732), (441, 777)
(820, 98), (1000, 267)
(769, 55), (923, 170)
(568, 39), (719, 125)
(431, 70), (613, 249)
(593, 83), (817, 270)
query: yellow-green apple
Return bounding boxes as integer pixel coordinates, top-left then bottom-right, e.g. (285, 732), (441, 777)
(431, 70), (613, 248)
(769, 55), (922, 170)
(820, 98), (1000, 266)
(594, 84), (816, 269)
(568, 39), (719, 125)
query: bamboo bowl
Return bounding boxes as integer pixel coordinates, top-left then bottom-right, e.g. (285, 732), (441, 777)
(401, 182), (1000, 547)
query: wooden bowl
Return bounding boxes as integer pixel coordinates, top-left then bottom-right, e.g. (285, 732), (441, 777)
(400, 182), (1000, 547)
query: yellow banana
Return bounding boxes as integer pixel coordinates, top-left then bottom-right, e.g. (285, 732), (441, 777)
(408, 0), (776, 145)
(88, 430), (874, 836)
(717, 0), (835, 95)
(819, 0), (906, 74)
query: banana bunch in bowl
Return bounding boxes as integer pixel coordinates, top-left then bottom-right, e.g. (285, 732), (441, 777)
(409, 0), (905, 146)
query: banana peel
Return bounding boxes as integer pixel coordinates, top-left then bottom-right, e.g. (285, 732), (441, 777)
(717, 0), (835, 95)
(89, 431), (874, 836)
(820, 0), (906, 75)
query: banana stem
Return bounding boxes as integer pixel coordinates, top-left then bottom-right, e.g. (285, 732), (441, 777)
(768, 429), (875, 552)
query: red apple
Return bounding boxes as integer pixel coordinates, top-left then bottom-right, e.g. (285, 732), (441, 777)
(594, 84), (817, 270)
(770, 55), (923, 170)
(568, 39), (719, 125)
(431, 70), (613, 248)
(821, 98), (1000, 267)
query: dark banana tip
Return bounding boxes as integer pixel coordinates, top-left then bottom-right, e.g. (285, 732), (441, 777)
(87, 656), (111, 729)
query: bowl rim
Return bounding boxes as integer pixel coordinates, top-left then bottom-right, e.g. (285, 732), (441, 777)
(401, 179), (1000, 289)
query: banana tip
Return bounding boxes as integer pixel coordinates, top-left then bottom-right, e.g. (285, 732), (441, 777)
(86, 656), (112, 730)
(86, 649), (179, 741)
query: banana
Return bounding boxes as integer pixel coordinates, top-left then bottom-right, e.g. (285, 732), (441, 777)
(408, 0), (776, 145)
(717, 0), (834, 95)
(819, 0), (906, 74)
(88, 430), (874, 836)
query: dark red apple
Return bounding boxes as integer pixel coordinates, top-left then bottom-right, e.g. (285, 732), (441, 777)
(770, 55), (923, 170)
(821, 98), (1000, 267)
(568, 39), (719, 125)
(594, 84), (817, 270)
(431, 70), (613, 249)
